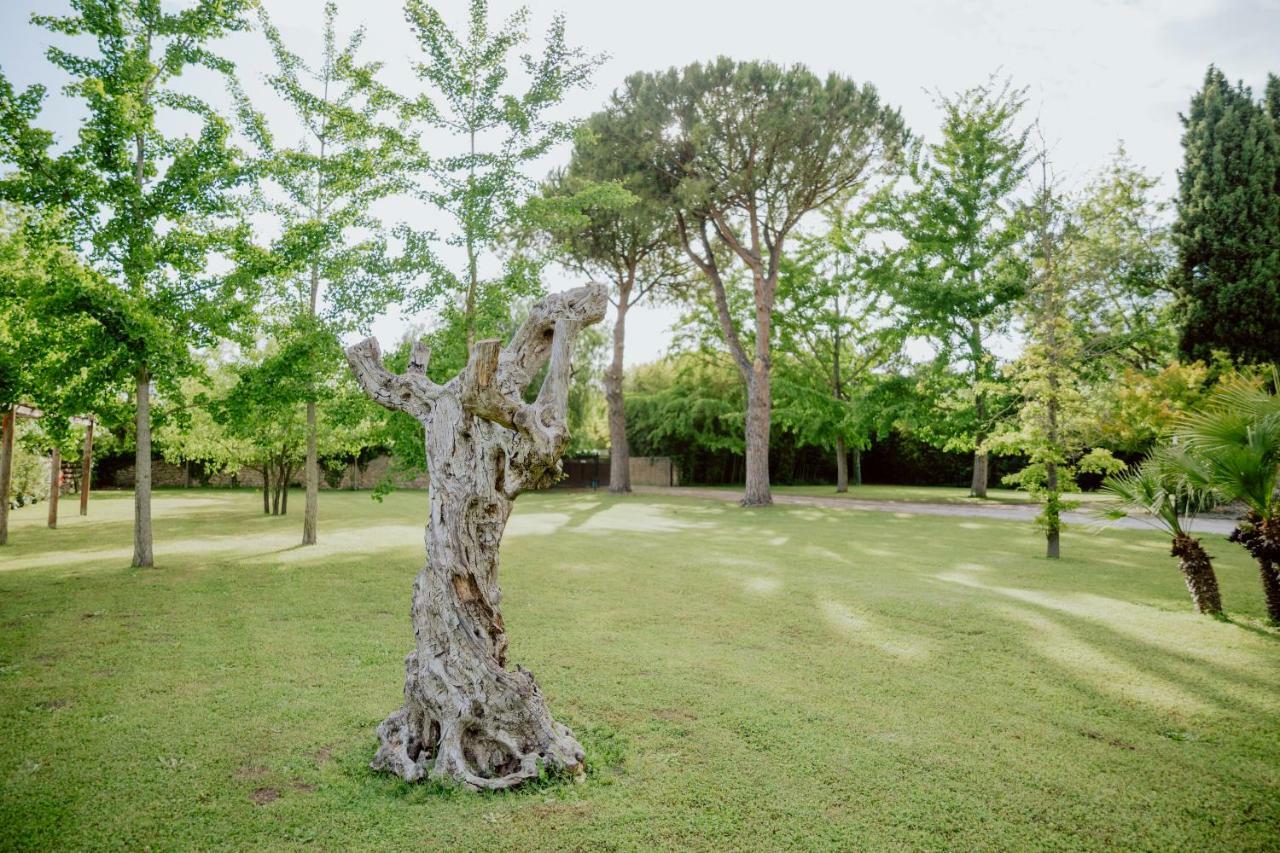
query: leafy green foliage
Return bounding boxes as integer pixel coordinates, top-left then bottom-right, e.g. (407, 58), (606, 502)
(880, 78), (1030, 466)
(1, 0), (260, 393)
(772, 213), (905, 458)
(1173, 66), (1280, 365)
(1170, 371), (1280, 519)
(400, 0), (602, 343)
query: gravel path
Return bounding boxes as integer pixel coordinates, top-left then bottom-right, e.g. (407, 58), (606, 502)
(631, 485), (1240, 536)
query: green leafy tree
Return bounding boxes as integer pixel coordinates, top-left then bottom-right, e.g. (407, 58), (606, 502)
(882, 78), (1030, 498)
(0, 206), (107, 542)
(240, 1), (420, 544)
(1173, 66), (1280, 365)
(989, 158), (1121, 558)
(1070, 146), (1178, 372)
(617, 59), (907, 505)
(533, 110), (688, 492)
(0, 0), (257, 566)
(401, 0), (602, 347)
(773, 214), (904, 492)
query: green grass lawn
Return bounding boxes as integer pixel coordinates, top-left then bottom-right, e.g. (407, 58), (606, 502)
(1, 488), (1277, 850)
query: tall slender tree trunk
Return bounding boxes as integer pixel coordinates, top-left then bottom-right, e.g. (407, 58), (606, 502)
(969, 326), (989, 498)
(271, 463), (282, 516)
(832, 317), (847, 494)
(261, 467), (270, 514)
(303, 401), (318, 540)
(1170, 533), (1223, 615)
(606, 280), (632, 494)
(835, 436), (849, 493)
(0, 408), (13, 545)
(47, 447), (60, 529)
(852, 447), (862, 486)
(79, 417), (93, 517)
(742, 291), (774, 507)
(133, 365), (154, 567)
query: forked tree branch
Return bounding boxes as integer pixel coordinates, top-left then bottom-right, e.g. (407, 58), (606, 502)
(345, 336), (443, 421)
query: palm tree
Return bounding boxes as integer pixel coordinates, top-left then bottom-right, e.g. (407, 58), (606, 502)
(1171, 373), (1280, 624)
(1101, 449), (1223, 615)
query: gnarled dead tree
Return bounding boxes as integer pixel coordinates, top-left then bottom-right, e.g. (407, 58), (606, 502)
(345, 284), (606, 790)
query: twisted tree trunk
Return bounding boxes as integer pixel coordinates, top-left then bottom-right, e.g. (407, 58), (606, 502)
(346, 285), (606, 790)
(1170, 533), (1222, 616)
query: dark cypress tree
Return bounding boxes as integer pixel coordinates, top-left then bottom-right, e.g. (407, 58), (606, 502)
(1173, 66), (1280, 365)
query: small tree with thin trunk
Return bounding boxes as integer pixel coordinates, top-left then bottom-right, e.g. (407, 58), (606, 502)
(1101, 449), (1223, 615)
(882, 78), (1030, 498)
(238, 2), (419, 545)
(534, 111), (689, 493)
(773, 212), (904, 493)
(991, 153), (1121, 557)
(346, 284), (605, 790)
(617, 60), (906, 505)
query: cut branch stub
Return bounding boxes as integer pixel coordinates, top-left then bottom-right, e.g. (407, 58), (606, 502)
(344, 283), (608, 792)
(460, 338), (517, 429)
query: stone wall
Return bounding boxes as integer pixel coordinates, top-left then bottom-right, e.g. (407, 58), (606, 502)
(629, 455), (680, 487)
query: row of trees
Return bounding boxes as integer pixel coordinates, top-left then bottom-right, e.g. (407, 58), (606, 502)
(0, 0), (601, 562)
(3, 0), (1278, 569)
(547, 63), (1279, 562)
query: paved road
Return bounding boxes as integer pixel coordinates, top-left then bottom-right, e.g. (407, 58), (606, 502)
(632, 485), (1240, 536)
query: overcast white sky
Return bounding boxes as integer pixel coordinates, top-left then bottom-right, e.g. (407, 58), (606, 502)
(3, 0), (1278, 363)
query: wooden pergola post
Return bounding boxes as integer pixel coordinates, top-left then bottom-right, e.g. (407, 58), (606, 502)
(80, 417), (94, 517)
(0, 408), (13, 545)
(47, 446), (60, 529)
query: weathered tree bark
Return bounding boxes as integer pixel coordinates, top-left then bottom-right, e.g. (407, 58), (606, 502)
(1228, 513), (1280, 624)
(261, 467), (270, 515)
(835, 437), (848, 493)
(133, 365), (154, 567)
(605, 286), (631, 494)
(346, 284), (606, 790)
(0, 408), (13, 545)
(47, 447), (60, 529)
(1170, 533), (1223, 616)
(970, 450), (988, 499)
(742, 297), (774, 507)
